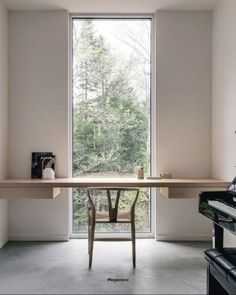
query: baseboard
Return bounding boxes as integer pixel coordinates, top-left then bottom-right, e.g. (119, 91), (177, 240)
(0, 237), (8, 248)
(8, 234), (69, 242)
(8, 234), (211, 242)
(156, 234), (211, 241)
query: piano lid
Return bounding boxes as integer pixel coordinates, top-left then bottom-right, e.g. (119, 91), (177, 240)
(199, 177), (236, 235)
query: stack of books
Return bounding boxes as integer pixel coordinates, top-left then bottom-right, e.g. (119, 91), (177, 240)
(31, 152), (56, 179)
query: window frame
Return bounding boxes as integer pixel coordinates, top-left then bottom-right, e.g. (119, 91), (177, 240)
(69, 13), (156, 239)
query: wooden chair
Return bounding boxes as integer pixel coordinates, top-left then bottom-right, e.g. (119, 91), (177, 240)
(87, 187), (140, 268)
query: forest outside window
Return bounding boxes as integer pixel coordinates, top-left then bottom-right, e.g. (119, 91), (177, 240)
(71, 16), (152, 235)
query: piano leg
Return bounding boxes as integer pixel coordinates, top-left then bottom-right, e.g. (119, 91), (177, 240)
(213, 223), (224, 249)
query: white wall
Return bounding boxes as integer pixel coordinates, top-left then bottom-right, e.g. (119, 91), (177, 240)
(212, 0), (236, 245)
(7, 9), (214, 241)
(8, 11), (69, 241)
(156, 11), (213, 240)
(0, 3), (8, 248)
(0, 2), (8, 248)
(1, 0), (219, 12)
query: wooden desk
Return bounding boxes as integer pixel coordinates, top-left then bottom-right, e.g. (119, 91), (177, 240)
(0, 178), (229, 199)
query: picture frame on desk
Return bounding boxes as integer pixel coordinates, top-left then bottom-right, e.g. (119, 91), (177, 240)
(31, 152), (55, 178)
(41, 155), (56, 179)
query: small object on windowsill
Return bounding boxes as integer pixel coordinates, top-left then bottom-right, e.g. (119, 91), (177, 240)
(160, 172), (172, 179)
(137, 166), (144, 179)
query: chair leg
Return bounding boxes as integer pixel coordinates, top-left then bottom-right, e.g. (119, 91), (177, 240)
(88, 212), (91, 254)
(131, 220), (136, 268)
(89, 221), (95, 268)
(88, 224), (91, 254)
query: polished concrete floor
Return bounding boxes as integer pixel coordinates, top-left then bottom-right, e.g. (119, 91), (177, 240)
(0, 239), (210, 294)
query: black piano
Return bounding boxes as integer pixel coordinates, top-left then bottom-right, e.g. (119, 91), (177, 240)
(199, 178), (236, 295)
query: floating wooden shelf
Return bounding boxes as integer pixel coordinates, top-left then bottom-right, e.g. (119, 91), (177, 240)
(0, 178), (229, 199)
(159, 187), (226, 199)
(0, 187), (61, 199)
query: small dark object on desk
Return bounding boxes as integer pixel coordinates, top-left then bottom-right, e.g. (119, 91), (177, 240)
(31, 152), (55, 178)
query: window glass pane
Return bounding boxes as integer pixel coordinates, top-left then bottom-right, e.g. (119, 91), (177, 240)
(72, 18), (151, 233)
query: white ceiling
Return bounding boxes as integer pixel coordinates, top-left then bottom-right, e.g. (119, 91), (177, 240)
(1, 0), (219, 12)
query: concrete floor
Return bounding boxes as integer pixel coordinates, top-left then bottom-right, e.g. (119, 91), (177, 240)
(0, 239), (210, 294)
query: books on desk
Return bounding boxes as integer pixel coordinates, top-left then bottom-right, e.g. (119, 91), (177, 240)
(31, 152), (56, 178)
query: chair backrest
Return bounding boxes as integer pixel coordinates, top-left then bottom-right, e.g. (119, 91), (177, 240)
(87, 188), (139, 222)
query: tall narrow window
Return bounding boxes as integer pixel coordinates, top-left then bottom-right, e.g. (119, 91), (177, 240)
(72, 17), (152, 234)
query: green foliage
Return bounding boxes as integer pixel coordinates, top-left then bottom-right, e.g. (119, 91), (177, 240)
(72, 20), (151, 233)
(73, 188), (150, 233)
